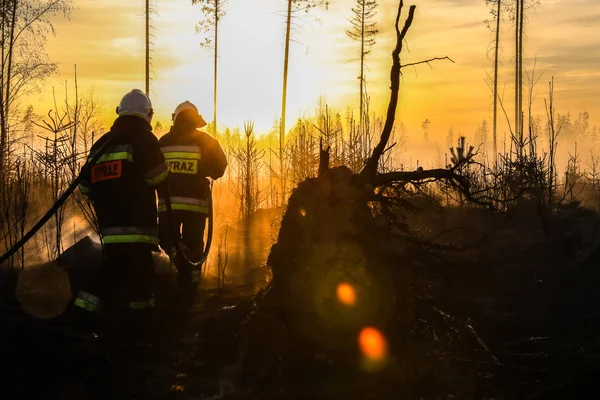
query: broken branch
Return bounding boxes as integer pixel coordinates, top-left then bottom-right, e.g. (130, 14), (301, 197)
(359, 2), (416, 179)
(401, 56), (455, 69)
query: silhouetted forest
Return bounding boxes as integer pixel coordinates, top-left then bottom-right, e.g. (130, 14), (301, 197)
(1, 0), (600, 399)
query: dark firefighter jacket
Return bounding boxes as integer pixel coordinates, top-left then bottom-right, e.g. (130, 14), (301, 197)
(78, 115), (170, 246)
(157, 122), (227, 214)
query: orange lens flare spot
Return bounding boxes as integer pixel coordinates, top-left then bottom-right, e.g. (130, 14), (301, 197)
(300, 208), (306, 217)
(336, 282), (356, 306)
(359, 327), (388, 361)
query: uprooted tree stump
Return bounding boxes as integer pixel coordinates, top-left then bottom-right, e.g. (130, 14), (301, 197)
(237, 2), (470, 396)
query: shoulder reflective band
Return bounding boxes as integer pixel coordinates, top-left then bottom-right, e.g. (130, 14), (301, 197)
(88, 144), (133, 164)
(157, 196), (209, 213)
(101, 226), (159, 245)
(129, 296), (155, 310)
(78, 180), (92, 194)
(161, 145), (202, 160)
(145, 162), (169, 186)
(74, 290), (103, 312)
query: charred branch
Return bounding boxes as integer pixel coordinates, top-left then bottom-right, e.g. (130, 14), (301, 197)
(373, 167), (467, 187)
(359, 1), (415, 179)
(318, 136), (330, 177)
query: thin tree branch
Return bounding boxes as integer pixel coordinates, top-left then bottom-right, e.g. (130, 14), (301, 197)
(401, 56), (455, 69)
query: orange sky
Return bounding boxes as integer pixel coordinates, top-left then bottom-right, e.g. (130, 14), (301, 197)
(32, 0), (600, 142)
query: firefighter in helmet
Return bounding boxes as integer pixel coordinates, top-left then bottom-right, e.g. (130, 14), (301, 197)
(73, 89), (170, 332)
(158, 101), (227, 303)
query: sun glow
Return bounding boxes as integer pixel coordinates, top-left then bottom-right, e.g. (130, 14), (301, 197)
(32, 0), (600, 141)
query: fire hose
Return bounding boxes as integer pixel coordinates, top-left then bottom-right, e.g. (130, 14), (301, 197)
(0, 135), (213, 278)
(162, 181), (213, 272)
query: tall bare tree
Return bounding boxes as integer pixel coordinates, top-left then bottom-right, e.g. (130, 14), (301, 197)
(145, 0), (150, 95)
(345, 0), (378, 140)
(485, 0), (504, 166)
(279, 0), (329, 204)
(513, 0), (539, 158)
(518, 0), (525, 145)
(145, 0), (159, 96)
(514, 0), (522, 151)
(193, 0), (227, 136)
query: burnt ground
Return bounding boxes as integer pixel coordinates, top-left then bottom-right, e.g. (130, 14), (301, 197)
(2, 201), (600, 399)
(0, 261), (263, 400)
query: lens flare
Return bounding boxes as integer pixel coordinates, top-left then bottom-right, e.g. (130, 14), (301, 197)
(300, 208), (306, 217)
(16, 263), (71, 319)
(336, 282), (356, 306)
(359, 327), (388, 361)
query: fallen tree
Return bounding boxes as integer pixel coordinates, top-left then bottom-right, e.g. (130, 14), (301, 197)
(236, 1), (475, 397)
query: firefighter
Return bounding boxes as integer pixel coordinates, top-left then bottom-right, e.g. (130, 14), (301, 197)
(158, 101), (227, 304)
(73, 89), (170, 334)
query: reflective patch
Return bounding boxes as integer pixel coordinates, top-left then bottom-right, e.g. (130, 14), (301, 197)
(74, 298), (99, 312)
(168, 159), (198, 174)
(91, 160), (122, 183)
(158, 203), (208, 213)
(158, 197), (208, 207)
(78, 290), (102, 305)
(93, 152), (133, 164)
(102, 226), (158, 236)
(145, 162), (169, 186)
(158, 197), (209, 213)
(103, 235), (159, 245)
(129, 297), (155, 310)
(74, 290), (103, 312)
(161, 145), (201, 153)
(101, 226), (159, 245)
(88, 145), (133, 163)
(161, 146), (202, 162)
(78, 180), (92, 194)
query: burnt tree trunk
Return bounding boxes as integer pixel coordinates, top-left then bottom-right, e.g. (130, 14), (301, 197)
(318, 137), (330, 177)
(239, 0), (419, 383)
(238, 2), (468, 394)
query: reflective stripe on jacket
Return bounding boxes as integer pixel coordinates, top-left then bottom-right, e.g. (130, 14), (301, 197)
(157, 196), (209, 213)
(101, 226), (159, 245)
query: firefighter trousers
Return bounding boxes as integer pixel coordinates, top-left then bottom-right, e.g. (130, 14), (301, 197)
(159, 210), (206, 290)
(73, 243), (156, 315)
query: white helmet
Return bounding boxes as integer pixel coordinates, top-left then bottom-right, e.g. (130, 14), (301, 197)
(172, 100), (207, 128)
(116, 89), (153, 123)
